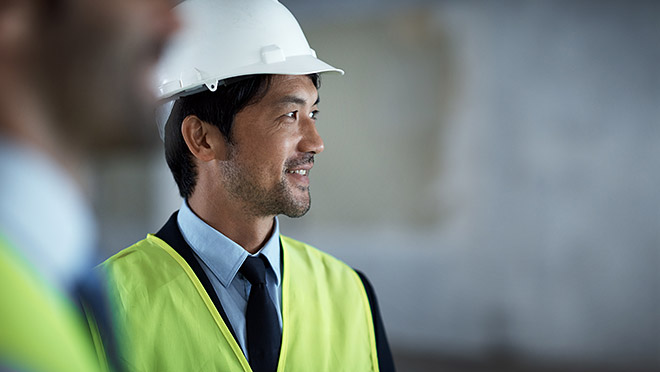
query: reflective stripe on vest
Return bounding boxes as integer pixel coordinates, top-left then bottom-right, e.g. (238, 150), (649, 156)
(101, 234), (379, 372)
(0, 236), (102, 372)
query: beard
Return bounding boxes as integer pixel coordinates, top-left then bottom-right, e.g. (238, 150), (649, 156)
(221, 145), (312, 218)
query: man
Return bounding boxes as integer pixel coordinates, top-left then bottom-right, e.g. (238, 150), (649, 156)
(0, 0), (178, 371)
(95, 0), (396, 371)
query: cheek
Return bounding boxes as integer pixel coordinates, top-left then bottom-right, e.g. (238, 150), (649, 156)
(273, 136), (301, 164)
(233, 124), (302, 174)
(237, 139), (286, 176)
(258, 131), (299, 157)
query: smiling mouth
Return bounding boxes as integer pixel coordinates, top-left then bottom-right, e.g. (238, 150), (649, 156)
(286, 169), (309, 176)
(285, 154), (314, 178)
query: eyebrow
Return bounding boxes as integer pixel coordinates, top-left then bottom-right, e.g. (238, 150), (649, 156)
(276, 94), (321, 106)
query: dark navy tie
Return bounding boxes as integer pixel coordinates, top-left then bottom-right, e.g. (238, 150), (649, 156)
(240, 256), (281, 372)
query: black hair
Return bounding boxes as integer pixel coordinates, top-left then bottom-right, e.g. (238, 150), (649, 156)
(164, 73), (320, 199)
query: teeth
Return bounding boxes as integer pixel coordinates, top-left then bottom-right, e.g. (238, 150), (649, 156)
(286, 169), (308, 175)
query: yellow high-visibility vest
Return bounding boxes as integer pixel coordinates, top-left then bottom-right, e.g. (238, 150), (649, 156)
(0, 236), (102, 372)
(99, 234), (379, 372)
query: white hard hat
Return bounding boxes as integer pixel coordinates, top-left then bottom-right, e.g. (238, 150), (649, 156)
(154, 0), (344, 136)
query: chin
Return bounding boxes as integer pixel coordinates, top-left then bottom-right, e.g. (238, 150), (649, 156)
(282, 198), (311, 218)
(283, 208), (310, 219)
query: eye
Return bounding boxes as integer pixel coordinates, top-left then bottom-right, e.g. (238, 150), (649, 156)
(284, 111), (298, 119)
(309, 110), (320, 120)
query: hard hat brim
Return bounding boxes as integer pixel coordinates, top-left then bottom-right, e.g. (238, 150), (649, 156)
(161, 54), (344, 102)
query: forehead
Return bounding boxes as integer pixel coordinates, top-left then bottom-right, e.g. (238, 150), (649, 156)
(258, 75), (319, 106)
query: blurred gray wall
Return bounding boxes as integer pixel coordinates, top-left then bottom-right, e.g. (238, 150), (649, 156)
(94, 0), (660, 370)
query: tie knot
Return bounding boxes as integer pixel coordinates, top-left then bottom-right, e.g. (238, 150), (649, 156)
(240, 256), (267, 285)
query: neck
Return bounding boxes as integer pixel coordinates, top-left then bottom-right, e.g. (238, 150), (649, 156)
(188, 190), (275, 254)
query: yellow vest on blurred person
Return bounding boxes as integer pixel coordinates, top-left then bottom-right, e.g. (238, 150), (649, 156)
(0, 236), (102, 372)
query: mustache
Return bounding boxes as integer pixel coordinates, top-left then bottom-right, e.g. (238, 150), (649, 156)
(285, 154), (315, 168)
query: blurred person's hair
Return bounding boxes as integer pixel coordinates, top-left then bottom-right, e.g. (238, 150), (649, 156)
(164, 73), (321, 199)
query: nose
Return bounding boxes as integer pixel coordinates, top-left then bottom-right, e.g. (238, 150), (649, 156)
(299, 117), (324, 155)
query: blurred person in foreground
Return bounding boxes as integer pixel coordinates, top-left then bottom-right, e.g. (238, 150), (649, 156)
(0, 0), (178, 371)
(89, 0), (396, 371)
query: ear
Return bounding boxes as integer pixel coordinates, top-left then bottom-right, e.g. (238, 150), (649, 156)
(180, 115), (228, 162)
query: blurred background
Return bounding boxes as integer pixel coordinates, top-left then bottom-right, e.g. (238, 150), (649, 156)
(90, 0), (660, 371)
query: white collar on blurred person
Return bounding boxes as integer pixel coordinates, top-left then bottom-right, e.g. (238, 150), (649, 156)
(0, 136), (97, 295)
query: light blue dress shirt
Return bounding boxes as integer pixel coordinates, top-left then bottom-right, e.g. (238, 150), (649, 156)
(177, 200), (282, 360)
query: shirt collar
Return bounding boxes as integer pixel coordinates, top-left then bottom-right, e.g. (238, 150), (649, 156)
(176, 200), (281, 288)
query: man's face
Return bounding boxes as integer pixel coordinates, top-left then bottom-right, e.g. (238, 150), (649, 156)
(220, 75), (324, 218)
(36, 0), (179, 150)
